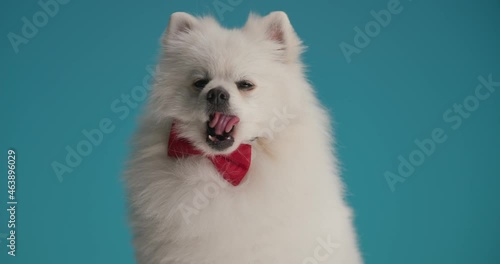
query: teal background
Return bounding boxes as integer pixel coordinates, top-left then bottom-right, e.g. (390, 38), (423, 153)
(1, 0), (499, 263)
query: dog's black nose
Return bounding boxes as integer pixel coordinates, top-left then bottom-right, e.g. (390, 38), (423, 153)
(207, 87), (230, 105)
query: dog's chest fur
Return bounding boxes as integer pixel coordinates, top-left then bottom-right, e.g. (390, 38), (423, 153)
(127, 121), (361, 264)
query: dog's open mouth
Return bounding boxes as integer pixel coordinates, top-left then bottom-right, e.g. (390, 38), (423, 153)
(206, 112), (240, 151)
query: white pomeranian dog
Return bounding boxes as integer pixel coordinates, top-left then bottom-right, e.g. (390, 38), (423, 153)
(125, 11), (363, 264)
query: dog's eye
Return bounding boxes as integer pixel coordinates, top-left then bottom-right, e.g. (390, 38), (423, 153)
(236, 80), (255, 90)
(193, 79), (209, 89)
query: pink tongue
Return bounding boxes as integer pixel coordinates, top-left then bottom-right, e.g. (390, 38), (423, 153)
(209, 112), (240, 135)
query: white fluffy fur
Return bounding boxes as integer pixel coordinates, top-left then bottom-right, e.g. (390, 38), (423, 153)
(125, 11), (363, 264)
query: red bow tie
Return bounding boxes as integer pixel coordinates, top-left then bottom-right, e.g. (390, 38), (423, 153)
(167, 123), (252, 186)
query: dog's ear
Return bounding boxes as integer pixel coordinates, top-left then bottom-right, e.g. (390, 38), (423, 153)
(163, 12), (198, 44)
(263, 12), (292, 44)
(244, 11), (304, 63)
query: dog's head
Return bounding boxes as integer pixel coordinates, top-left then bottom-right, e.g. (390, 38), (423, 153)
(151, 12), (306, 155)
